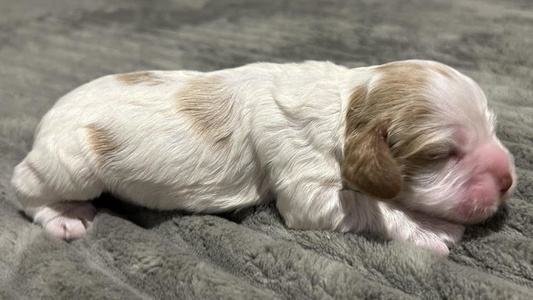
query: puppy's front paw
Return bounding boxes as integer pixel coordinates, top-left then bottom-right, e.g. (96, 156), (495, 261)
(32, 202), (97, 241)
(407, 215), (465, 255)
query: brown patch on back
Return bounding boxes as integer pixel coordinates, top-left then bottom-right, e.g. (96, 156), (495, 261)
(86, 124), (117, 164)
(175, 75), (236, 144)
(115, 71), (166, 86)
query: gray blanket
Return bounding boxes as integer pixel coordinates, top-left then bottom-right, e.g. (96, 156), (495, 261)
(1, 0), (532, 299)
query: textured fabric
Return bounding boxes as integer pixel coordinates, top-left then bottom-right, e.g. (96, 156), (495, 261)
(1, 0), (532, 299)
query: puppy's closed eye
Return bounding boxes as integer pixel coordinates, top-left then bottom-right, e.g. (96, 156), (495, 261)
(419, 146), (459, 162)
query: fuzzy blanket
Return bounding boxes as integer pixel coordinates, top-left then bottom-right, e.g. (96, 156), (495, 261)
(1, 0), (532, 299)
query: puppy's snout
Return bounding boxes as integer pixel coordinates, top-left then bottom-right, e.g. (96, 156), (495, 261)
(481, 144), (514, 196)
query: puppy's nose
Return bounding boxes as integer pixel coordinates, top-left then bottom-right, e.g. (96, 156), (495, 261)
(499, 173), (513, 195)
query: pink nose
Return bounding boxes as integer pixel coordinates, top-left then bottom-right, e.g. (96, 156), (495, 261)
(482, 144), (513, 195)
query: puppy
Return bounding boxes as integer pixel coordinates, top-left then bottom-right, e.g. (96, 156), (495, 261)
(11, 60), (516, 254)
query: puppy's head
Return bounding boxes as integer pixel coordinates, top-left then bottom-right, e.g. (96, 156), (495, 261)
(342, 60), (516, 224)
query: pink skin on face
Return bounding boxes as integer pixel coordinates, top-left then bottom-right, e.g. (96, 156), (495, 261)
(458, 143), (513, 223)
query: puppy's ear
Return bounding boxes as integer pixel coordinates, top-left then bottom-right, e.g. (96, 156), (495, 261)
(341, 126), (403, 199)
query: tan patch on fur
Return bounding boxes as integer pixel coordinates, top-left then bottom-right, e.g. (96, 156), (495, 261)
(87, 125), (117, 164)
(365, 62), (442, 159)
(342, 61), (441, 199)
(342, 124), (403, 199)
(115, 71), (165, 86)
(175, 75), (236, 144)
(345, 84), (368, 134)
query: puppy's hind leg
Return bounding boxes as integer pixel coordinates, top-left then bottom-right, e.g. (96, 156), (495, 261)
(11, 147), (103, 241)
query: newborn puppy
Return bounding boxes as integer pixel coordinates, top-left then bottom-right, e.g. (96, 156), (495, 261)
(11, 60), (516, 254)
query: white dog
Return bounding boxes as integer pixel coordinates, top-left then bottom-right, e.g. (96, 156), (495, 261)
(11, 60), (516, 255)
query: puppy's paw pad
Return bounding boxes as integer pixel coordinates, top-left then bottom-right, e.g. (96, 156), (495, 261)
(44, 217), (88, 240)
(417, 224), (465, 255)
(33, 202), (97, 241)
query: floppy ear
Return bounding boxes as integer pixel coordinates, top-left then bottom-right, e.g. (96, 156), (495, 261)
(341, 127), (403, 199)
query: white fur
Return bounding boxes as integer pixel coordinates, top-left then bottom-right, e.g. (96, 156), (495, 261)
(10, 60), (514, 253)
